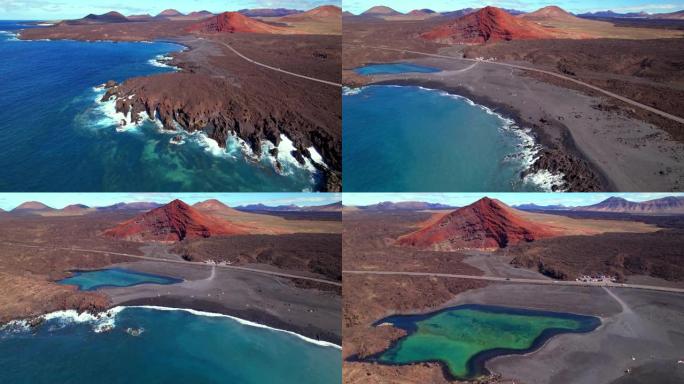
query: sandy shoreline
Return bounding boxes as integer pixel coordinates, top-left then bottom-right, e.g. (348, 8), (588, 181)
(102, 261), (341, 344)
(343, 55), (684, 191)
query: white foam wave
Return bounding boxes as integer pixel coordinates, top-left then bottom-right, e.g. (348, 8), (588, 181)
(524, 169), (566, 192)
(148, 54), (179, 71)
(41, 307), (123, 333)
(0, 30), (19, 41)
(127, 305), (341, 349)
(342, 86), (363, 96)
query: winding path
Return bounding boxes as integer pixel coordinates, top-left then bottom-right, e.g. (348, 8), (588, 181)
(5, 241), (341, 287)
(343, 270), (684, 294)
(217, 40), (342, 87)
(345, 43), (684, 125)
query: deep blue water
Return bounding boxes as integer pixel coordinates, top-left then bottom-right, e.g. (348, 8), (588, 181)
(0, 21), (317, 191)
(58, 268), (182, 291)
(355, 63), (441, 75)
(343, 85), (559, 192)
(0, 306), (341, 383)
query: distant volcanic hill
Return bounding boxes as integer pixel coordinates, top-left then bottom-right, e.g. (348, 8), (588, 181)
(12, 201), (54, 212)
(362, 6), (402, 16)
(62, 11), (129, 25)
(397, 197), (559, 250)
(421, 6), (559, 44)
(650, 10), (684, 19)
(193, 199), (245, 216)
(574, 196), (684, 214)
(98, 202), (163, 211)
(238, 8), (302, 17)
(156, 9), (184, 18)
(188, 11), (214, 18)
(61, 204), (90, 213)
(104, 199), (248, 242)
(281, 5), (341, 21)
(519, 5), (579, 22)
(126, 13), (153, 21)
(186, 12), (290, 34)
(360, 201), (455, 211)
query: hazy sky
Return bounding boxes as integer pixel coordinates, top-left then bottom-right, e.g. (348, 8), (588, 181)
(0, 193), (341, 210)
(343, 193), (683, 207)
(343, 0), (684, 14)
(0, 0), (340, 20)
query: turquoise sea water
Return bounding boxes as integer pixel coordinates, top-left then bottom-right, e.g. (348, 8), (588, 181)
(355, 63), (441, 75)
(343, 85), (560, 192)
(58, 268), (182, 291)
(0, 21), (318, 191)
(0, 306), (341, 384)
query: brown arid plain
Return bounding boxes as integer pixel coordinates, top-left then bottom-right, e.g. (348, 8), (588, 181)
(0, 199), (342, 343)
(343, 5), (684, 192)
(342, 196), (684, 384)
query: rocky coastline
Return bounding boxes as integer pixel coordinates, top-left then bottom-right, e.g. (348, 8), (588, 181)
(347, 76), (606, 192)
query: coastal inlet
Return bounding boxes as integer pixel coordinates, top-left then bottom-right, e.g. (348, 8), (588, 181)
(343, 77), (563, 192)
(0, 21), (332, 192)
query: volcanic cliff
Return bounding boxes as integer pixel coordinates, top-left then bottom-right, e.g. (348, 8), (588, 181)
(421, 6), (558, 44)
(397, 197), (559, 250)
(103, 199), (248, 242)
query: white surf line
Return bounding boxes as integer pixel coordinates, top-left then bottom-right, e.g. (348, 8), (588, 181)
(121, 305), (342, 349)
(345, 43), (684, 125)
(216, 40), (342, 87)
(343, 270), (684, 294)
(3, 241), (340, 287)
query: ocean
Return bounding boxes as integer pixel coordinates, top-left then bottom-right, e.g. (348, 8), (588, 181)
(0, 306), (341, 383)
(0, 21), (319, 191)
(343, 84), (564, 192)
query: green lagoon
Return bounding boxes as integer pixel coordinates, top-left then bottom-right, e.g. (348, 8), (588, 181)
(367, 304), (600, 380)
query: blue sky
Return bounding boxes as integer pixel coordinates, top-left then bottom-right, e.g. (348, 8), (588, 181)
(343, 193), (683, 207)
(343, 1), (684, 14)
(0, 193), (341, 210)
(1, 0), (340, 20)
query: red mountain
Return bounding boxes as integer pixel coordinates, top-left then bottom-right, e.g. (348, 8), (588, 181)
(397, 197), (558, 250)
(156, 9), (183, 18)
(12, 201), (54, 212)
(421, 6), (558, 44)
(186, 12), (288, 34)
(362, 6), (401, 16)
(104, 199), (247, 242)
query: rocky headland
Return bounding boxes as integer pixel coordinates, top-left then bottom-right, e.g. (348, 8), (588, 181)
(19, 11), (342, 191)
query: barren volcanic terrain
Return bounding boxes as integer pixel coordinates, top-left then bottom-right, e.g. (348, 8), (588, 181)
(20, 6), (342, 191)
(343, 5), (684, 192)
(342, 198), (684, 383)
(0, 199), (342, 342)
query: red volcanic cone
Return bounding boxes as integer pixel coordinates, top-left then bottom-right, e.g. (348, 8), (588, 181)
(397, 197), (558, 250)
(421, 6), (558, 44)
(186, 11), (288, 34)
(104, 199), (248, 242)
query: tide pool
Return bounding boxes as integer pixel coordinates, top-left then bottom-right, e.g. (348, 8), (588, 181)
(0, 21), (319, 191)
(355, 63), (441, 75)
(0, 306), (341, 383)
(57, 268), (182, 291)
(343, 85), (563, 192)
(364, 304), (600, 380)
